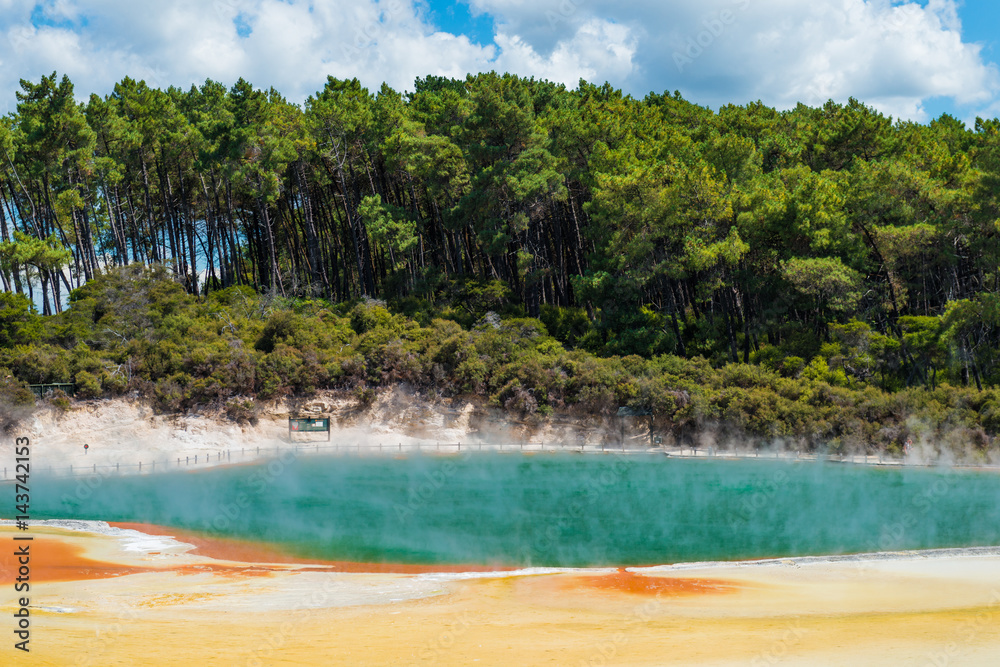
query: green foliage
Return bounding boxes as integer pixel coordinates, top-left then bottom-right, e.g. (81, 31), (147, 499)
(74, 370), (102, 399)
(0, 232), (73, 288)
(70, 264), (191, 344)
(782, 256), (863, 317)
(0, 292), (42, 346)
(256, 311), (302, 353)
(46, 389), (71, 412)
(358, 194), (418, 269)
(0, 367), (35, 432)
(433, 279), (518, 328)
(349, 301), (395, 335)
(3, 72), (1000, 455)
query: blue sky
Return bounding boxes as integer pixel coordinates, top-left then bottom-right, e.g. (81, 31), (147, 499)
(952, 0), (1000, 52)
(1, 0), (998, 124)
(430, 0), (495, 46)
(912, 0), (999, 120)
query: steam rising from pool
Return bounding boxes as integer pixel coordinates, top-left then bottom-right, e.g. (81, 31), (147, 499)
(30, 454), (1000, 567)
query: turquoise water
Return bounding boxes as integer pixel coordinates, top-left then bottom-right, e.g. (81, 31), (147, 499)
(29, 454), (1000, 567)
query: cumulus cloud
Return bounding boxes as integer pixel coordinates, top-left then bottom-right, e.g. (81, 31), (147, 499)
(0, 0), (495, 112)
(468, 0), (999, 121)
(492, 18), (636, 86)
(0, 0), (996, 122)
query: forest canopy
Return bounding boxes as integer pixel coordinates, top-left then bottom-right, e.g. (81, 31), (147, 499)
(2, 71), (1000, 454)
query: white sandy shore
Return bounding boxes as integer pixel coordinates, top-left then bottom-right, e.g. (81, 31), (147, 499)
(4, 519), (1000, 666)
(10, 393), (998, 482)
(11, 392), (476, 476)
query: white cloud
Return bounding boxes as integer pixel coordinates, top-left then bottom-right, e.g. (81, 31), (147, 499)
(0, 0), (996, 122)
(493, 18), (636, 86)
(468, 0), (1000, 121)
(0, 0), (496, 113)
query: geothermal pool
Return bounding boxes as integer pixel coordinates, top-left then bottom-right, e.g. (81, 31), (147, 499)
(31, 454), (1000, 567)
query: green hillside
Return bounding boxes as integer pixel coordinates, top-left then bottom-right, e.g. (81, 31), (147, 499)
(2, 72), (1000, 456)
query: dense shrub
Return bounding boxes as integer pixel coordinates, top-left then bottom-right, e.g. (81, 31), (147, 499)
(0, 292), (42, 346)
(255, 311), (302, 353)
(224, 397), (258, 425)
(0, 266), (996, 457)
(539, 305), (592, 347)
(0, 368), (35, 432)
(74, 370), (102, 399)
(46, 389), (71, 412)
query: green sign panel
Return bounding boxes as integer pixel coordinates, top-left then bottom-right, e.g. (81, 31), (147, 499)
(289, 418), (330, 432)
(29, 383), (76, 399)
